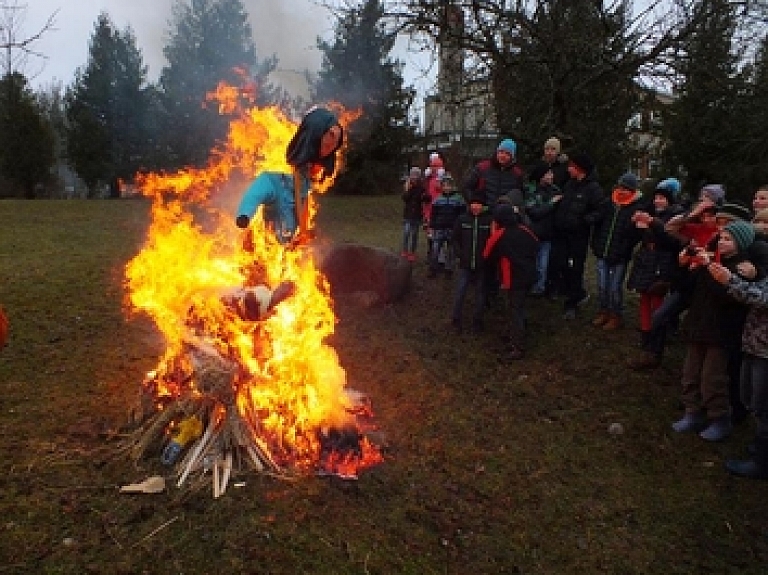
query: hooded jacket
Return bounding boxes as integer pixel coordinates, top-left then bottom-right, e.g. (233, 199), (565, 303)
(590, 188), (645, 264)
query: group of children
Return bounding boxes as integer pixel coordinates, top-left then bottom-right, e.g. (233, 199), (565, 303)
(401, 161), (768, 480)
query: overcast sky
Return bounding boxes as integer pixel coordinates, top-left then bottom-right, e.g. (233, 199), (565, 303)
(17, 0), (431, 101)
(19, 0), (339, 95)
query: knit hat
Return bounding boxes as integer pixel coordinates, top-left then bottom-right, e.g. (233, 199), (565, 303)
(716, 200), (752, 223)
(528, 164), (551, 184)
(655, 178), (681, 203)
(497, 138), (517, 156)
(724, 221), (756, 252)
(617, 172), (639, 191)
(428, 152), (444, 168)
(700, 184), (725, 205)
(569, 152), (594, 175)
(409, 166), (422, 178)
(544, 137), (561, 153)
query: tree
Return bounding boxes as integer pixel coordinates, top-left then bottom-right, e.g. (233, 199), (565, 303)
(64, 12), (151, 197)
(313, 0), (417, 195)
(662, 0), (747, 197)
(0, 0), (57, 77)
(0, 72), (54, 198)
(158, 0), (274, 168)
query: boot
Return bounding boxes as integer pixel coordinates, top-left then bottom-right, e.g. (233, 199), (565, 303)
(699, 415), (733, 442)
(672, 410), (705, 433)
(627, 351), (661, 371)
(602, 312), (624, 331)
(725, 437), (768, 479)
(592, 310), (610, 327)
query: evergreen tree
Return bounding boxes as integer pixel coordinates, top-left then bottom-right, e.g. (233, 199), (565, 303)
(737, 34), (768, 191)
(313, 0), (416, 195)
(0, 72), (55, 198)
(64, 13), (151, 197)
(158, 0), (274, 168)
(662, 0), (746, 197)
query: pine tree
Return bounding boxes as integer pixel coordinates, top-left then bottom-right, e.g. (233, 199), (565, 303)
(313, 0), (416, 195)
(158, 0), (274, 168)
(64, 13), (151, 197)
(0, 72), (55, 198)
(662, 0), (746, 196)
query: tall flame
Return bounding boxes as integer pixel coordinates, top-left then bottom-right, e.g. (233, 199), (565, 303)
(125, 82), (379, 476)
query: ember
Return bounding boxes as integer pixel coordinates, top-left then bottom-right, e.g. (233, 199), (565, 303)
(124, 81), (382, 497)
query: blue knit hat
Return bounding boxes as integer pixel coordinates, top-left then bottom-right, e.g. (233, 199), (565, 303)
(497, 139), (517, 156)
(656, 178), (681, 197)
(724, 221), (756, 252)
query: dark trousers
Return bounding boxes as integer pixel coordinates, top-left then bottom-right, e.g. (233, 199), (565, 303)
(452, 268), (487, 327)
(644, 290), (688, 357)
(506, 287), (529, 348)
(551, 233), (589, 311)
(742, 354), (768, 439)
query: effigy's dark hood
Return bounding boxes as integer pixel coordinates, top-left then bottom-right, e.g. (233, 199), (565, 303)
(286, 107), (341, 177)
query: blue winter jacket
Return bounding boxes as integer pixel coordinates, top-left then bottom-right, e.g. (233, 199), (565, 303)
(236, 170), (311, 243)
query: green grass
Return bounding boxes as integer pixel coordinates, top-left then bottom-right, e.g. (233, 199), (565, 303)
(0, 196), (767, 574)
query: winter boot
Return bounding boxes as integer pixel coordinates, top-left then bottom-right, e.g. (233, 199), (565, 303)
(725, 437), (768, 480)
(592, 310), (610, 327)
(672, 410), (706, 433)
(602, 312), (624, 331)
(699, 415), (733, 442)
(627, 351), (661, 371)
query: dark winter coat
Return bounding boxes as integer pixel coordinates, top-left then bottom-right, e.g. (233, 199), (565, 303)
(429, 192), (466, 231)
(525, 183), (560, 241)
(483, 205), (540, 290)
(529, 157), (569, 190)
(627, 206), (684, 293)
(452, 208), (493, 271)
(552, 175), (604, 238)
(681, 252), (752, 347)
(402, 179), (428, 220)
(589, 192), (645, 264)
(463, 157), (525, 207)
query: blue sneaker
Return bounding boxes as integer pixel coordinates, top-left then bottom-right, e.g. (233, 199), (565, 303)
(699, 416), (732, 442)
(672, 411), (705, 433)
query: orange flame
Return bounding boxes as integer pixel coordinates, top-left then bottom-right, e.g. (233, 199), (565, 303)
(125, 82), (379, 475)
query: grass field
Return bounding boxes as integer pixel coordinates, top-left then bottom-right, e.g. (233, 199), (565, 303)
(1, 196), (767, 574)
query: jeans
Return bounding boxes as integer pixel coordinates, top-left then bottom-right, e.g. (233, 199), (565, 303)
(595, 259), (628, 315)
(402, 218), (421, 253)
(451, 268), (487, 326)
(532, 241), (551, 293)
(429, 230), (454, 273)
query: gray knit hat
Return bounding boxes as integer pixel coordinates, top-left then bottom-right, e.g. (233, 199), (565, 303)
(724, 221), (756, 252)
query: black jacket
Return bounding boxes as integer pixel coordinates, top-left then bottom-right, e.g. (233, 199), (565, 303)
(452, 208), (493, 271)
(553, 175), (604, 237)
(590, 194), (645, 264)
(402, 179), (428, 220)
(463, 157), (525, 207)
(626, 206), (684, 292)
(525, 183), (560, 241)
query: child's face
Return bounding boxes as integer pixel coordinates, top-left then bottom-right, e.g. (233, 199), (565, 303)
(469, 201), (483, 216)
(543, 146), (558, 163)
(753, 190), (768, 212)
(753, 217), (768, 235)
(718, 230), (737, 257)
(653, 193), (669, 212)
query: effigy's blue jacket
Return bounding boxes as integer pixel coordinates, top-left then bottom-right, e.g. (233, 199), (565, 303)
(236, 170), (311, 243)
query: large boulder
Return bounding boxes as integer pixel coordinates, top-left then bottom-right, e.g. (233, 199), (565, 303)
(316, 243), (412, 306)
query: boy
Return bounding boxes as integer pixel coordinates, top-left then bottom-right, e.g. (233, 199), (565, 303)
(451, 193), (493, 333)
(428, 175), (465, 278)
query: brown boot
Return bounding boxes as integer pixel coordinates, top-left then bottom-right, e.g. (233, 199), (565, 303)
(628, 351), (661, 370)
(602, 313), (624, 330)
(592, 310), (609, 327)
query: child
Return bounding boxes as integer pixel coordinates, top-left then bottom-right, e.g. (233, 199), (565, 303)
(589, 172), (644, 330)
(428, 174), (465, 278)
(708, 261), (768, 479)
(423, 152), (446, 258)
(525, 166), (562, 296)
(450, 192), (493, 333)
(754, 208), (768, 239)
(401, 167), (428, 262)
(753, 185), (768, 214)
(626, 179), (684, 369)
(672, 221), (757, 441)
(483, 204), (539, 359)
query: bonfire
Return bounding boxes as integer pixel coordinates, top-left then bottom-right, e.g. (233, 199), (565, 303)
(123, 81), (382, 497)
